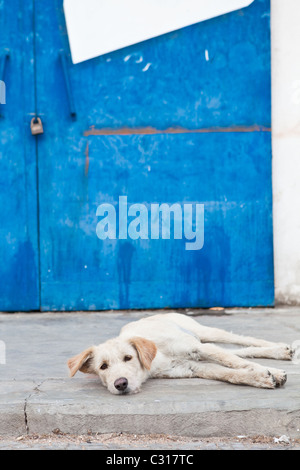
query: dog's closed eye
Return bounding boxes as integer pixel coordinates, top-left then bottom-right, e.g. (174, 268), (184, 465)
(124, 355), (132, 362)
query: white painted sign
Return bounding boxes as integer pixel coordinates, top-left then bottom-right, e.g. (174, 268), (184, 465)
(64, 0), (255, 64)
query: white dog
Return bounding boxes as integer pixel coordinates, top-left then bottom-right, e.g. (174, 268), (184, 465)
(68, 313), (294, 395)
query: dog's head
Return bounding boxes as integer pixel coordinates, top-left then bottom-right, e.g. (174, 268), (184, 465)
(67, 336), (157, 395)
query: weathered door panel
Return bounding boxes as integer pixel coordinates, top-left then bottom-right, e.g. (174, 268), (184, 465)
(0, 1), (40, 311)
(35, 0), (273, 310)
(39, 132), (273, 310)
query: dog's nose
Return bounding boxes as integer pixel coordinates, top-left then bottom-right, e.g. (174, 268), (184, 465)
(114, 377), (128, 392)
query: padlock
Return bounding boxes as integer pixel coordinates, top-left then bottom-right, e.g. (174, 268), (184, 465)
(30, 117), (44, 135)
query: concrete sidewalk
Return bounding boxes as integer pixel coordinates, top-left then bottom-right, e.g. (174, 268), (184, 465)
(0, 307), (300, 439)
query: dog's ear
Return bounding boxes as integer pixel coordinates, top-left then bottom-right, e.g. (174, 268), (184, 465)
(130, 337), (157, 370)
(67, 347), (96, 377)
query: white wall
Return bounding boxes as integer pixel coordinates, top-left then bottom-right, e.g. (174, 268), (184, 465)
(272, 0), (300, 304)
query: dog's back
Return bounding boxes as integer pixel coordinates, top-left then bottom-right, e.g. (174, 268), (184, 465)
(120, 313), (202, 350)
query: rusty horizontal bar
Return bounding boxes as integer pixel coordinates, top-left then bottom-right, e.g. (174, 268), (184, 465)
(84, 125), (271, 136)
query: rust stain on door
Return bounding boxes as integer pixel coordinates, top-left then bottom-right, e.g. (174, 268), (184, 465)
(85, 141), (90, 176)
(84, 125), (271, 137)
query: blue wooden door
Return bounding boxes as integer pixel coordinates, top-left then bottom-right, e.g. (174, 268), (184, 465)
(0, 0), (274, 311)
(34, 0), (273, 311)
(0, 1), (40, 311)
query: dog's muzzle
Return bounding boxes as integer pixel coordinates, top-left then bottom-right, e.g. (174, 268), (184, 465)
(114, 377), (128, 392)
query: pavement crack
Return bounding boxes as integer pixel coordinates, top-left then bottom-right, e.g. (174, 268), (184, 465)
(24, 400), (29, 434)
(23, 380), (47, 435)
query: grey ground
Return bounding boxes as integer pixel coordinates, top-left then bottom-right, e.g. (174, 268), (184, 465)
(1, 433), (300, 450)
(0, 307), (300, 450)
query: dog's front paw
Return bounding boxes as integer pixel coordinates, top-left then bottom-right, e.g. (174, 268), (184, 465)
(253, 369), (277, 389)
(267, 368), (287, 387)
(247, 367), (286, 389)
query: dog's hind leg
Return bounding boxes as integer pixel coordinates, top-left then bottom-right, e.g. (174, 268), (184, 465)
(193, 325), (285, 348)
(232, 345), (294, 361)
(165, 314), (284, 348)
